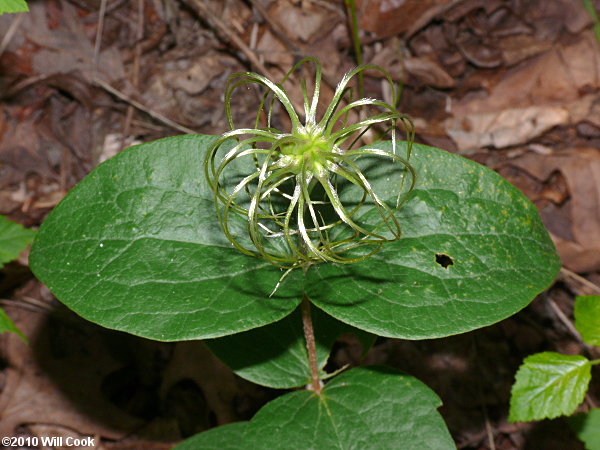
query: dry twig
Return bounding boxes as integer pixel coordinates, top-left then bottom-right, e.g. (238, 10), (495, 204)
(471, 336), (496, 450)
(93, 77), (196, 134)
(0, 13), (25, 59)
(247, 0), (300, 56)
(92, 0), (108, 73)
(546, 295), (583, 343)
(560, 267), (600, 295)
(245, 0), (338, 91)
(121, 0), (146, 148)
(185, 0), (276, 80)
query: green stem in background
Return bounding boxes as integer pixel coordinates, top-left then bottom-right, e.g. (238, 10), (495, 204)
(301, 295), (322, 394)
(582, 0), (600, 43)
(344, 0), (364, 98)
(590, 359), (600, 365)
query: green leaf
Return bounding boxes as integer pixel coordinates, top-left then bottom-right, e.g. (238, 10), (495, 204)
(575, 295), (600, 346)
(0, 215), (35, 267)
(308, 141), (560, 339)
(174, 422), (247, 450)
(509, 352), (591, 422)
(243, 366), (454, 449)
(0, 0), (28, 15)
(569, 408), (600, 450)
(30, 135), (303, 341)
(30, 136), (558, 341)
(207, 304), (375, 388)
(0, 307), (27, 342)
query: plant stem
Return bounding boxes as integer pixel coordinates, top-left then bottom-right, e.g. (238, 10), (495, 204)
(344, 0), (363, 98)
(590, 358), (600, 365)
(301, 295), (322, 394)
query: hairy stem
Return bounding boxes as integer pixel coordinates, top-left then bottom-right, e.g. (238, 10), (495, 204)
(301, 295), (322, 394)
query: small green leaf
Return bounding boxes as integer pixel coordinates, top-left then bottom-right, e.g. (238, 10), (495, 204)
(30, 135), (303, 341)
(0, 0), (28, 15)
(569, 408), (600, 450)
(575, 295), (600, 346)
(243, 366), (454, 449)
(0, 215), (35, 267)
(207, 304), (375, 388)
(509, 352), (591, 422)
(174, 422), (247, 450)
(309, 141), (560, 339)
(0, 307), (27, 342)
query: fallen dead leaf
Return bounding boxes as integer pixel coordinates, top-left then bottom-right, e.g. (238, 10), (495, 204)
(524, 0), (591, 41)
(0, 109), (57, 187)
(445, 105), (569, 150)
(404, 55), (456, 88)
(160, 342), (245, 426)
(369, 39), (455, 88)
(268, 0), (338, 43)
(0, 304), (144, 440)
(507, 148), (600, 272)
(455, 29), (503, 69)
(0, 277), (271, 445)
(358, 0), (452, 38)
(499, 34), (553, 67)
(446, 30), (600, 151)
(98, 134), (142, 164)
(451, 31), (600, 116)
(16, 2), (125, 83)
(255, 29), (294, 69)
(162, 53), (225, 95)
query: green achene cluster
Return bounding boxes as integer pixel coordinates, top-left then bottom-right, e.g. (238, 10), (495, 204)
(205, 58), (416, 272)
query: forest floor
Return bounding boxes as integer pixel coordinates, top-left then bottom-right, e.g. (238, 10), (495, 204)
(1, 0), (600, 448)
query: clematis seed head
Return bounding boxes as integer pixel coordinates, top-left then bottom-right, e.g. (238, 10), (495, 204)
(205, 58), (416, 272)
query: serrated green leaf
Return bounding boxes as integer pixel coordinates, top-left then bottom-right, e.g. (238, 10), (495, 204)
(509, 352), (591, 422)
(207, 304), (375, 388)
(30, 135), (303, 341)
(0, 0), (28, 15)
(569, 408), (600, 450)
(308, 141), (560, 339)
(0, 215), (35, 267)
(243, 366), (454, 449)
(575, 295), (600, 346)
(0, 307), (27, 342)
(174, 422), (247, 450)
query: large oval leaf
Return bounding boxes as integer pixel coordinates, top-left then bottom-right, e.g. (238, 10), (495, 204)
(31, 135), (558, 342)
(308, 141), (560, 339)
(29, 135), (302, 341)
(243, 366), (454, 449)
(207, 304), (374, 388)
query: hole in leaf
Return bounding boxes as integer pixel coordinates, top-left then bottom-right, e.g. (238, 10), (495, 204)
(435, 253), (454, 268)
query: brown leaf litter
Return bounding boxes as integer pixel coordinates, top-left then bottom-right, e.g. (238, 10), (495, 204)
(1, 0), (600, 448)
